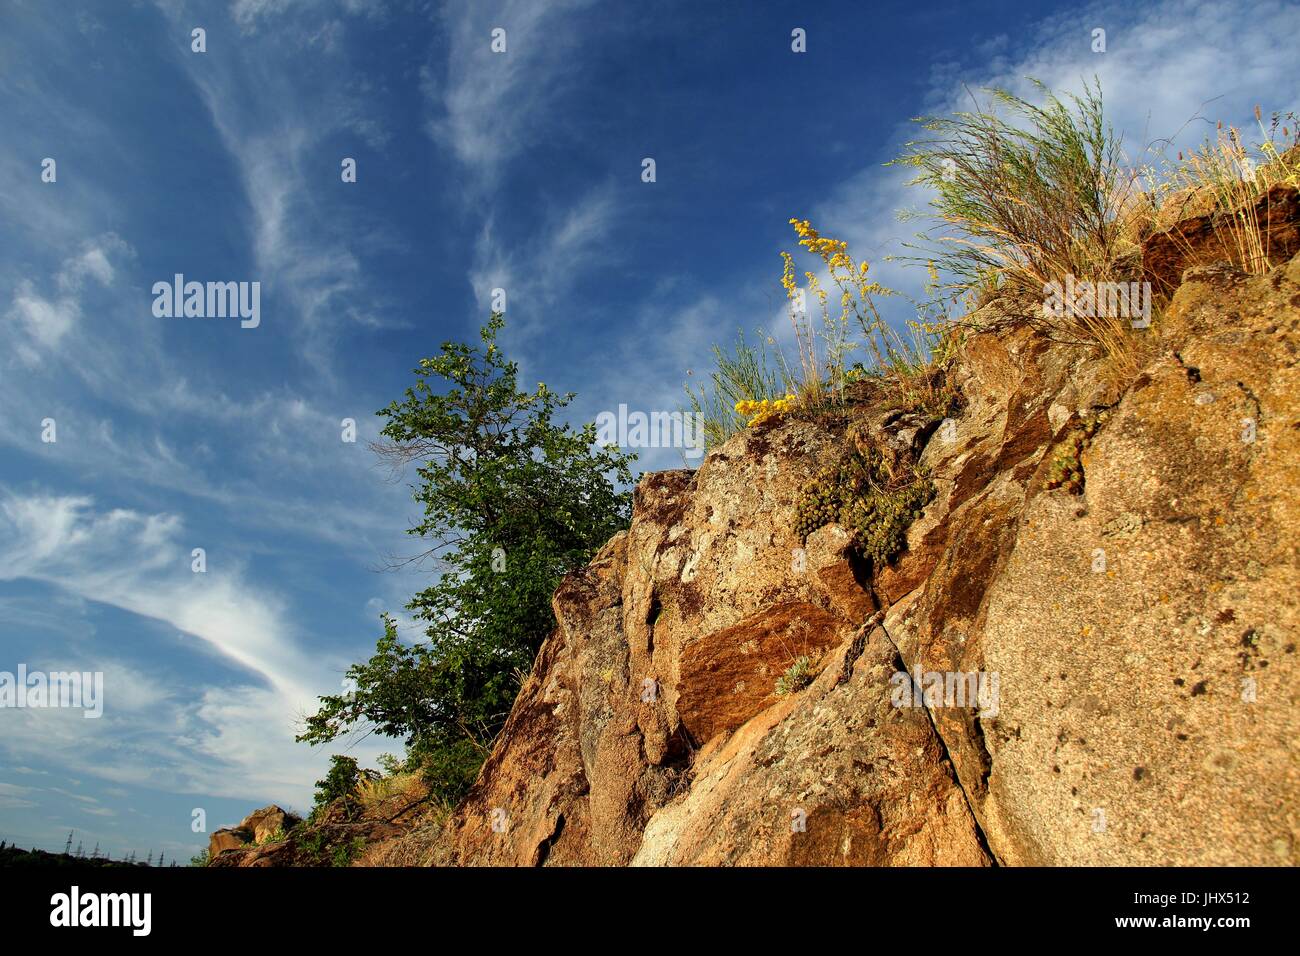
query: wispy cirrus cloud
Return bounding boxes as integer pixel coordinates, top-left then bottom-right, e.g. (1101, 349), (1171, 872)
(150, 0), (398, 375)
(422, 0), (600, 185)
(468, 182), (621, 321)
(0, 490), (390, 808)
(424, 0), (628, 375)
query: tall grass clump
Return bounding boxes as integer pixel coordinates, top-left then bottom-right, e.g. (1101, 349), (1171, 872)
(891, 79), (1142, 360)
(685, 329), (787, 449)
(1139, 109), (1300, 276)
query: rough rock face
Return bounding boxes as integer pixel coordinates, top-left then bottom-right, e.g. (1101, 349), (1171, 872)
(422, 249), (1300, 867)
(888, 256), (1300, 865)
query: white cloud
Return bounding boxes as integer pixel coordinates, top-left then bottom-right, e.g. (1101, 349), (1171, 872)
(7, 285), (78, 359)
(4, 235), (127, 364)
(60, 242), (118, 289)
(424, 0), (599, 183)
(0, 490), (392, 808)
(976, 1), (1300, 147)
(0, 493), (303, 695)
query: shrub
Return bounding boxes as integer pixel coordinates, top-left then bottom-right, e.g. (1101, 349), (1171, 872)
(313, 755), (363, 819)
(298, 830), (327, 858)
(331, 837), (366, 868)
(356, 771), (423, 810)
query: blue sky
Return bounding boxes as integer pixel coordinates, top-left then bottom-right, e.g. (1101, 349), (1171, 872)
(1, 0), (1296, 861)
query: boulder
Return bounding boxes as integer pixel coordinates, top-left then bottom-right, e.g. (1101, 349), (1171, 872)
(207, 805), (300, 859)
(242, 805), (301, 843)
(208, 827), (253, 857)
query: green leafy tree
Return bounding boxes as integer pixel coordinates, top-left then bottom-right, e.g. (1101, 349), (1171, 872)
(299, 314), (635, 804)
(313, 754), (363, 818)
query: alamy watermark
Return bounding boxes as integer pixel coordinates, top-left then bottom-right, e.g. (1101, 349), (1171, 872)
(50, 886), (150, 936)
(151, 274), (261, 328)
(1043, 274), (1151, 329)
(890, 663), (999, 717)
(0, 664), (103, 718)
(595, 405), (704, 459)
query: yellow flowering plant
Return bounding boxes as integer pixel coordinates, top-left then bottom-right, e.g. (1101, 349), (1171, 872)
(686, 218), (961, 452)
(782, 217), (961, 420)
(735, 393), (797, 428)
(780, 217), (896, 400)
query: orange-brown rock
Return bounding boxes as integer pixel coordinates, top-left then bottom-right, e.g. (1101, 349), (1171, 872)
(207, 827), (253, 858)
(805, 522), (875, 621)
(207, 805), (301, 860)
(223, 208), (1300, 868)
(676, 601), (847, 743)
(886, 255), (1300, 865)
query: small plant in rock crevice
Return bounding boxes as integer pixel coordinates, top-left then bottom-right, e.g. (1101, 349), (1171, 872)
(793, 442), (934, 569)
(775, 656), (814, 696)
(1045, 411), (1108, 494)
(252, 827), (287, 847)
